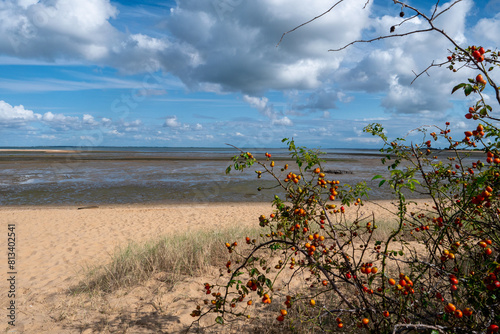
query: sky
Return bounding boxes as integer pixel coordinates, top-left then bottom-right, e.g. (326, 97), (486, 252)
(0, 0), (499, 148)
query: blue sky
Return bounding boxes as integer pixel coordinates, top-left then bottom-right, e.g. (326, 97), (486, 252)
(0, 0), (499, 148)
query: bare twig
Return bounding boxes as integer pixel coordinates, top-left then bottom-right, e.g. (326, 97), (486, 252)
(328, 29), (434, 52)
(277, 0), (347, 47)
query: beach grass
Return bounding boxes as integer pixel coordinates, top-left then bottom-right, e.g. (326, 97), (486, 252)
(72, 214), (405, 296)
(72, 225), (261, 295)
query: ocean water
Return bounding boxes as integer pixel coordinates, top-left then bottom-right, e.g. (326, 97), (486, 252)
(0, 147), (479, 206)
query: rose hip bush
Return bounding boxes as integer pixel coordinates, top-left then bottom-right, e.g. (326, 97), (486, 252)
(188, 14), (500, 334)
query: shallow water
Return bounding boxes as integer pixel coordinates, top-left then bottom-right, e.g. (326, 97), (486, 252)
(0, 147), (482, 206)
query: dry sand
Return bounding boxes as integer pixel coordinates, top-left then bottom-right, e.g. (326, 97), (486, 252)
(0, 200), (429, 333)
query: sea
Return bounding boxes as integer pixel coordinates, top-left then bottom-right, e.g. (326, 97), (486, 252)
(0, 146), (480, 206)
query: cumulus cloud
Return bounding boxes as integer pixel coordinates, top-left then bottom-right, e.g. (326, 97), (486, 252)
(164, 116), (181, 127)
(159, 0), (372, 94)
(41, 111), (80, 130)
(474, 12), (500, 44)
(0, 0), (374, 92)
(332, 0), (474, 115)
(83, 114), (99, 126)
(292, 89), (354, 112)
(0, 100), (41, 127)
(243, 95), (293, 126)
(0, 99), (146, 141)
(0, 0), (119, 59)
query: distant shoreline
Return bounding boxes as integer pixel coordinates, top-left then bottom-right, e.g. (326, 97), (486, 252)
(0, 148), (80, 153)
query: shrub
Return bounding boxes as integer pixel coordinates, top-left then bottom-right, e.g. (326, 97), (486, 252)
(191, 3), (500, 333)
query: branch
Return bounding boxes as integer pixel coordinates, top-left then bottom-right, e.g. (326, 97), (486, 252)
(328, 28), (434, 52)
(277, 0), (347, 47)
(410, 60), (448, 85)
(431, 0), (464, 22)
(392, 323), (477, 334)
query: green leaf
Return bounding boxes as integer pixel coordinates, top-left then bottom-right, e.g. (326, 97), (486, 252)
(451, 83), (466, 94)
(225, 166), (232, 175)
(372, 175), (383, 180)
(464, 84), (473, 96)
(379, 180), (386, 187)
(215, 316), (224, 325)
(265, 278), (273, 290)
(270, 243), (282, 251)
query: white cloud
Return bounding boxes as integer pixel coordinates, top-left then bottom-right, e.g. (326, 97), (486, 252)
(474, 12), (500, 44)
(129, 33), (168, 51)
(0, 0), (119, 60)
(39, 134), (56, 140)
(164, 116), (181, 127)
(272, 116), (293, 126)
(243, 94), (294, 126)
(0, 100), (41, 127)
(83, 114), (99, 126)
(109, 129), (124, 136)
(42, 111), (80, 130)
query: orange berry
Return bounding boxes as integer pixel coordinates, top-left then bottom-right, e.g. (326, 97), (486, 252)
(310, 299), (316, 306)
(362, 318), (369, 325)
(446, 303), (456, 313)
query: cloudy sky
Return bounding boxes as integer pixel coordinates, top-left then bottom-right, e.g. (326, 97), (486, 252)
(0, 0), (499, 148)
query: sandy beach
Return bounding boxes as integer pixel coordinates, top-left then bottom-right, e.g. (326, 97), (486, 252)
(0, 200), (428, 333)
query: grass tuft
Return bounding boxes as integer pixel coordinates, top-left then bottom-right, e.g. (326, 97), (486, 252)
(72, 225), (260, 294)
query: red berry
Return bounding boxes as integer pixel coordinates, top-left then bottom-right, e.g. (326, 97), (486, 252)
(488, 324), (499, 333)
